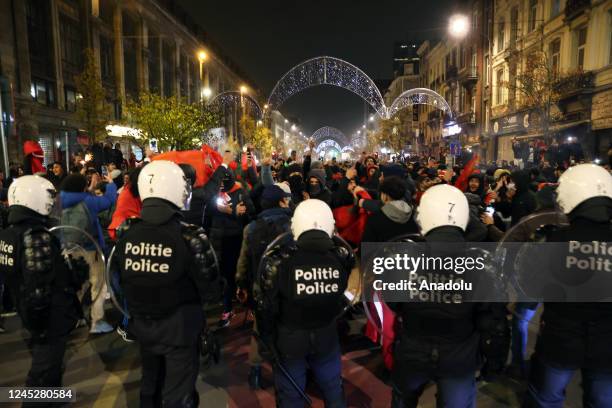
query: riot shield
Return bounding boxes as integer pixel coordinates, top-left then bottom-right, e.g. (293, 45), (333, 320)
(48, 225), (107, 314)
(496, 211), (569, 245)
(104, 245), (130, 318)
(494, 211), (570, 302)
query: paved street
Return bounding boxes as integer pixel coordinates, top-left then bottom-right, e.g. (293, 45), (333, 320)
(0, 306), (584, 407)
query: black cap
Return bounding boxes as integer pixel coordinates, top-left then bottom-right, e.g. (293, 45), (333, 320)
(262, 185), (291, 202)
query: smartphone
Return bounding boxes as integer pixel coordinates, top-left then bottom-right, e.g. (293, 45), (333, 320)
(101, 165), (108, 177)
(485, 206), (495, 216)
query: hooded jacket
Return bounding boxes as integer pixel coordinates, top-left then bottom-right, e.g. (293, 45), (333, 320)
(464, 192), (488, 242)
(60, 182), (117, 249)
(362, 200), (418, 242)
(510, 170), (536, 226)
(22, 141), (45, 175)
(209, 171), (256, 238)
(306, 168), (332, 205)
(466, 173), (485, 201)
(108, 185), (142, 240)
(235, 206), (292, 290)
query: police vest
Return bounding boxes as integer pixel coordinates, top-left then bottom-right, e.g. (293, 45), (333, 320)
(117, 219), (199, 319)
(277, 248), (348, 330)
(0, 223), (71, 334)
(0, 225), (23, 295)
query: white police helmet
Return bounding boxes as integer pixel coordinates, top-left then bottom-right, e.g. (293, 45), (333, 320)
(138, 160), (191, 209)
(291, 199), (335, 239)
(415, 184), (469, 236)
(8, 175), (57, 216)
(556, 163), (612, 214)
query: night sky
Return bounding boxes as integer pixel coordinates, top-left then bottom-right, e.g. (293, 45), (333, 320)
(178, 0), (457, 138)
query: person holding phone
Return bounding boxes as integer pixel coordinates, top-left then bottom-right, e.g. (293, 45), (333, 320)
(208, 165), (256, 328)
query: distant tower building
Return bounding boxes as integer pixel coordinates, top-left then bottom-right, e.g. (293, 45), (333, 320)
(393, 41), (420, 77)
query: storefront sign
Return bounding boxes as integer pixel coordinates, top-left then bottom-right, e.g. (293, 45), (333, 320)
(443, 123), (462, 137)
(491, 112), (532, 136)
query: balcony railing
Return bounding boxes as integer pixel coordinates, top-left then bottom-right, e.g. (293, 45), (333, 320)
(459, 65), (478, 84)
(457, 111), (477, 125)
(565, 0), (591, 21)
(554, 71), (595, 99)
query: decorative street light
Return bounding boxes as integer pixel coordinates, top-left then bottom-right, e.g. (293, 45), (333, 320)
(448, 14), (469, 39)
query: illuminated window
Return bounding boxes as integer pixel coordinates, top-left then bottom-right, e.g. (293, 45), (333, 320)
(529, 0), (538, 32)
(496, 68), (504, 104)
(576, 27), (587, 70)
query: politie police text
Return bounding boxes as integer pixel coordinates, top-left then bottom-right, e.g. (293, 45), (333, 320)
(124, 242), (172, 273)
(566, 241), (612, 272)
(295, 267), (340, 295)
(0, 240), (14, 266)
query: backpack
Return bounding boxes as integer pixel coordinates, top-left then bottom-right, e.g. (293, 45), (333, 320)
(247, 215), (290, 284)
(61, 201), (97, 247)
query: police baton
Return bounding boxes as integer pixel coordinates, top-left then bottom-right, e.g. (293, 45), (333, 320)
(252, 332), (312, 407)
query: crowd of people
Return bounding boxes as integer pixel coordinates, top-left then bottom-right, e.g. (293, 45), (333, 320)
(0, 135), (611, 408)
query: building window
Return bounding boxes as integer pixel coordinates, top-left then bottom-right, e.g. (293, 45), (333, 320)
(179, 54), (188, 99)
(26, 0), (53, 79)
(148, 33), (160, 93)
(496, 68), (504, 105)
(529, 0), (538, 32)
(30, 78), (55, 106)
(162, 42), (174, 97)
(484, 101), (490, 132)
(510, 7), (518, 47)
(123, 15), (137, 99)
(549, 39), (561, 78)
(99, 35), (114, 83)
(485, 55), (490, 86)
(99, 0), (114, 25)
(64, 87), (76, 112)
(59, 15), (82, 80)
(497, 19), (505, 53)
(576, 27), (587, 70)
(550, 0), (561, 18)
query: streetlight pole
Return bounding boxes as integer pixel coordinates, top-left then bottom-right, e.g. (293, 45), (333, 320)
(197, 50), (207, 103)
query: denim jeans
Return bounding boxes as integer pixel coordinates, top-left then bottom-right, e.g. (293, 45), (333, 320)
(525, 358), (612, 408)
(274, 347), (345, 408)
(511, 303), (539, 367)
(392, 371), (476, 408)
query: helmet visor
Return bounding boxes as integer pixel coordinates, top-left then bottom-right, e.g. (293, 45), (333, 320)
(183, 182), (193, 211)
(47, 189), (61, 220)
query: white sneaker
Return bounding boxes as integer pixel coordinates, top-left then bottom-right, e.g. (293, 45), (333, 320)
(90, 320), (114, 334)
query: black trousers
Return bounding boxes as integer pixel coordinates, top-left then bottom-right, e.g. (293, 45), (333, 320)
(139, 342), (200, 408)
(23, 335), (68, 408)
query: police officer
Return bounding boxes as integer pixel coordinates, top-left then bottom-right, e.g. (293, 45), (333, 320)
(389, 185), (509, 408)
(525, 164), (612, 408)
(114, 160), (220, 407)
(255, 199), (354, 407)
(0, 176), (86, 394)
